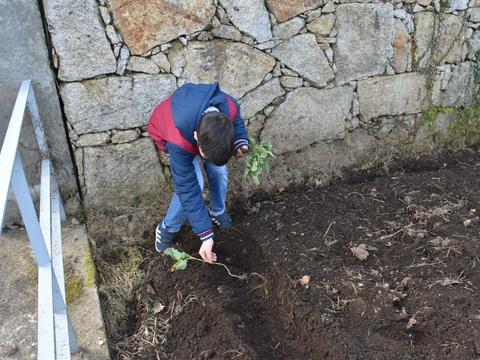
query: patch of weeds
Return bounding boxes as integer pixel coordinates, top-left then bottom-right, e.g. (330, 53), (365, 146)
(73, 203), (87, 223)
(96, 245), (147, 342)
(446, 107), (480, 147)
(65, 271), (84, 305)
(421, 105), (480, 148)
(356, 132), (434, 172)
(439, 0), (449, 12)
(18, 253), (38, 286)
(115, 291), (197, 358)
(83, 244), (96, 288)
(361, 104), (480, 172)
(420, 104), (453, 129)
(131, 195), (142, 207)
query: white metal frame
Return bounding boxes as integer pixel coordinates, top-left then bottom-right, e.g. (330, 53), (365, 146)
(0, 80), (78, 359)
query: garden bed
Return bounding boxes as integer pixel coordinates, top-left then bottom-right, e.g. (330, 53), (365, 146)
(100, 148), (480, 360)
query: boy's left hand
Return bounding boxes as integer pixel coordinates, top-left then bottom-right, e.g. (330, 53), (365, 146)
(236, 146), (249, 158)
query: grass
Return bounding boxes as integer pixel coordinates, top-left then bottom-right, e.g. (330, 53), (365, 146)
(84, 244), (96, 288)
(114, 290), (198, 359)
(65, 271), (84, 305)
(64, 245), (98, 304)
(356, 131), (432, 172)
(420, 105), (480, 148)
(356, 104), (480, 172)
(96, 245), (147, 342)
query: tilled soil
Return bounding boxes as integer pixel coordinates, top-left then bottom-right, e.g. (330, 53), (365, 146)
(110, 149), (480, 360)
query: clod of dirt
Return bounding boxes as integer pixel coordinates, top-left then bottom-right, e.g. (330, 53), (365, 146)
(407, 317), (417, 330)
(439, 277), (462, 286)
(298, 275), (310, 288)
(146, 284), (155, 295)
(350, 299), (368, 316)
(153, 301), (165, 314)
(200, 349), (214, 359)
(350, 244), (374, 260)
(429, 236), (452, 248)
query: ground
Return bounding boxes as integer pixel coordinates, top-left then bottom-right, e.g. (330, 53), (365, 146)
(0, 224), (109, 359)
(99, 148), (480, 360)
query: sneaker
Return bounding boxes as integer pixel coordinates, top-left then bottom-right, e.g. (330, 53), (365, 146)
(155, 224), (176, 252)
(210, 211), (232, 228)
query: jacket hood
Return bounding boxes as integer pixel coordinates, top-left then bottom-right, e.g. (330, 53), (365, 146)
(170, 83), (230, 144)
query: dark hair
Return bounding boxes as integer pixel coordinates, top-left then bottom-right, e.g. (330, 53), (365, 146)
(197, 112), (234, 166)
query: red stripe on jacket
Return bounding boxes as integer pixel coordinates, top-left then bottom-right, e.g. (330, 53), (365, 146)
(225, 95), (238, 120)
(147, 97), (199, 155)
(147, 96), (237, 155)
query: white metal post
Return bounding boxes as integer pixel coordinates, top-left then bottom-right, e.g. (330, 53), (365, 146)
(11, 154), (56, 358)
(0, 80), (31, 229)
(52, 177), (78, 357)
(52, 177), (67, 222)
(39, 159), (57, 359)
(27, 81), (48, 159)
(11, 153), (51, 267)
(2, 81), (79, 359)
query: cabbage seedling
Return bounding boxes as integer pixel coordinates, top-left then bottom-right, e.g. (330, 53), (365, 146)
(245, 139), (275, 185)
(164, 248), (247, 280)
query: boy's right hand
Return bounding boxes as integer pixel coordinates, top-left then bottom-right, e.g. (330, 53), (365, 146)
(235, 145), (249, 158)
(199, 239), (217, 263)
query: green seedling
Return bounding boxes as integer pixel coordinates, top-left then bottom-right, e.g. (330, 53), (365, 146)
(164, 247), (247, 280)
(244, 139), (275, 185)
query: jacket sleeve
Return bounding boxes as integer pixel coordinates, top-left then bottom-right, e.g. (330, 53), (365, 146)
(229, 96), (250, 151)
(146, 103), (167, 152)
(165, 143), (214, 241)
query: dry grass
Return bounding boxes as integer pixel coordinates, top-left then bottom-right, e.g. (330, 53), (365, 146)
(355, 132), (436, 172)
(96, 245), (147, 343)
(114, 291), (198, 360)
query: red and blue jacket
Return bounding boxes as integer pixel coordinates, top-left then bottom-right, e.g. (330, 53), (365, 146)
(147, 83), (249, 241)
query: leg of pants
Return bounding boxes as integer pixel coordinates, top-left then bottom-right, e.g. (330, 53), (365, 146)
(204, 162), (228, 216)
(162, 157), (204, 232)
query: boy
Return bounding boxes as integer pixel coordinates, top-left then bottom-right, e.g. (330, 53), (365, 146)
(147, 83), (249, 263)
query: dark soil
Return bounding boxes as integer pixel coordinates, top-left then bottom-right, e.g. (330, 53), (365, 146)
(108, 149), (480, 360)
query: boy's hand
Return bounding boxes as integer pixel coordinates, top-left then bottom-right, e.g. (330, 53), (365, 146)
(199, 239), (217, 263)
(236, 145), (249, 158)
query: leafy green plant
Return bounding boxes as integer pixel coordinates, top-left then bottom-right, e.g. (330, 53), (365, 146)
(244, 139), (275, 185)
(164, 248), (247, 280)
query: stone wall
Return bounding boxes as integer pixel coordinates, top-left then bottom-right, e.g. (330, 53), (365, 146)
(0, 0), (78, 226)
(42, 0), (479, 208)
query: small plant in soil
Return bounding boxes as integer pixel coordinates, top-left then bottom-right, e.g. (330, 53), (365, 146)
(244, 139), (275, 185)
(164, 248), (248, 280)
